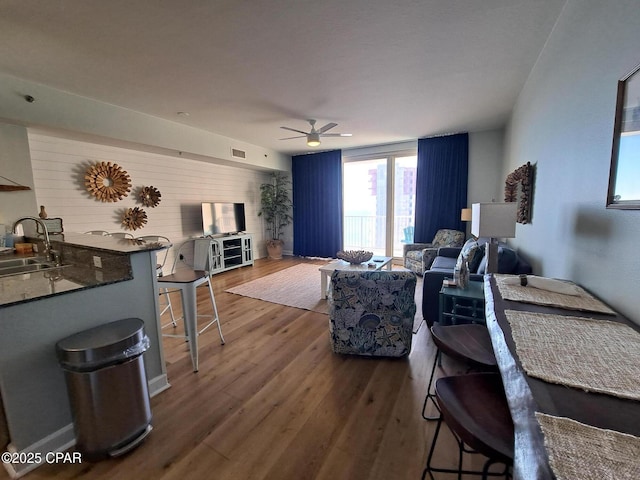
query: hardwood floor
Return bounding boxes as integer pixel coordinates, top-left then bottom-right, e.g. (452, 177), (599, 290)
(4, 257), (483, 480)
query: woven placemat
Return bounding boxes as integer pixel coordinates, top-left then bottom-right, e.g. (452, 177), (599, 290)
(505, 310), (640, 400)
(496, 274), (615, 314)
(536, 413), (640, 480)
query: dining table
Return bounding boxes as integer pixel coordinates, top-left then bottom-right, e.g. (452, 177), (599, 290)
(483, 274), (640, 480)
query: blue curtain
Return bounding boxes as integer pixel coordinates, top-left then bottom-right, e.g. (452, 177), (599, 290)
(292, 150), (343, 257)
(414, 133), (468, 243)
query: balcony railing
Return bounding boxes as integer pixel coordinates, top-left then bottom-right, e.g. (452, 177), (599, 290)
(343, 215), (414, 257)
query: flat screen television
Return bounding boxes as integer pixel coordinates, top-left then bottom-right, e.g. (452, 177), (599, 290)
(202, 202), (246, 236)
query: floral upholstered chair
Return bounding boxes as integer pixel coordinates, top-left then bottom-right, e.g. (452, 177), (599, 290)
(328, 270), (417, 357)
(402, 228), (465, 275)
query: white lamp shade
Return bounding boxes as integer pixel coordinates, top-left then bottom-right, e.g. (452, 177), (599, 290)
(471, 202), (517, 238)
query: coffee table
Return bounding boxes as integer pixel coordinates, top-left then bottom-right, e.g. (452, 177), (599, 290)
(319, 256), (393, 299)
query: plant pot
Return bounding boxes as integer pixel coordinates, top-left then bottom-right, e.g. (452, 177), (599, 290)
(266, 239), (284, 260)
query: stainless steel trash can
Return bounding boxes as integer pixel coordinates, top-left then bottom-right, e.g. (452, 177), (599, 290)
(56, 318), (152, 460)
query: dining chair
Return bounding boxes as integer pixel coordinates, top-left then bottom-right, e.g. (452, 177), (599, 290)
(137, 235), (176, 328)
(422, 372), (514, 480)
(422, 323), (498, 420)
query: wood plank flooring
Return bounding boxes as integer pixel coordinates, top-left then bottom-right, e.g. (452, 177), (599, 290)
(3, 257), (486, 480)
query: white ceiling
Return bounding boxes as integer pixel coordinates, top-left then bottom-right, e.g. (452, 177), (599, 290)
(0, 0), (566, 156)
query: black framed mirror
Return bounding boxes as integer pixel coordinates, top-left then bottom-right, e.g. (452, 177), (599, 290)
(607, 62), (640, 209)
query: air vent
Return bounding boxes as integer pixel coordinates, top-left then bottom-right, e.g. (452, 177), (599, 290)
(231, 148), (246, 159)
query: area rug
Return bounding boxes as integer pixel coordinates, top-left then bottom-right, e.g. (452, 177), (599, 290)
(225, 263), (425, 333)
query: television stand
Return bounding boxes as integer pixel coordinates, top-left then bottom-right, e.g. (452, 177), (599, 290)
(193, 233), (253, 274)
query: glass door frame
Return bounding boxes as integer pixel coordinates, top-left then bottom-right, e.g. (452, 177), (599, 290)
(342, 148), (417, 260)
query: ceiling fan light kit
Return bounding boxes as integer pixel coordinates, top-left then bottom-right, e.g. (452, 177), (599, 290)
(280, 119), (351, 148)
(307, 132), (321, 147)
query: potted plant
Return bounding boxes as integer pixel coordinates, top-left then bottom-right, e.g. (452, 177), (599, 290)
(258, 172), (293, 259)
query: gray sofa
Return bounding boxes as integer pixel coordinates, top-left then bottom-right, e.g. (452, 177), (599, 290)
(422, 239), (532, 327)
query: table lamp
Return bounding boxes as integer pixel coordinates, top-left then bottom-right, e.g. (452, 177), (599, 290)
(471, 202), (517, 274)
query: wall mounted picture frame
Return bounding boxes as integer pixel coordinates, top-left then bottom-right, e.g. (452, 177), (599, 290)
(607, 62), (640, 209)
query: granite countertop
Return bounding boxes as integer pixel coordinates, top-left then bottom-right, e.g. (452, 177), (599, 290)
(50, 232), (170, 254)
(0, 235), (170, 308)
(1, 264), (93, 306)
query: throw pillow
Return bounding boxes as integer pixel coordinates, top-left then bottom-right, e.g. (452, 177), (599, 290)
(496, 246), (518, 272)
(457, 238), (484, 273)
(477, 245), (518, 274)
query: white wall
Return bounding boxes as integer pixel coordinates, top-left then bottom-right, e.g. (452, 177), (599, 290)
(0, 73), (290, 172)
(0, 124), (37, 227)
(463, 129), (506, 238)
(505, 0), (640, 324)
(343, 130), (504, 208)
(468, 129), (504, 205)
(28, 133), (277, 269)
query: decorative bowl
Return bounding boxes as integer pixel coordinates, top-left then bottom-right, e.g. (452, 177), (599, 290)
(337, 250), (373, 265)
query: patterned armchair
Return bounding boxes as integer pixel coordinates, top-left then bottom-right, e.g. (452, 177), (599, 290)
(402, 229), (465, 275)
(328, 270), (417, 357)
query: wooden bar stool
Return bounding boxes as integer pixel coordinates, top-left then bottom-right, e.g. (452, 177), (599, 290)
(422, 324), (497, 420)
(422, 372), (514, 480)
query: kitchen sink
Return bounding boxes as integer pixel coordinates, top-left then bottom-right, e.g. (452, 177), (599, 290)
(0, 257), (70, 278)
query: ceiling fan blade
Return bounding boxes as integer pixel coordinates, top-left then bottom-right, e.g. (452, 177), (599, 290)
(279, 135), (306, 140)
(317, 122), (338, 134)
(280, 126), (309, 135)
(320, 133), (353, 137)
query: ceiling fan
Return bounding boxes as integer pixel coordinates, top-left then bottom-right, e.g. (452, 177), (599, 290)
(280, 119), (352, 147)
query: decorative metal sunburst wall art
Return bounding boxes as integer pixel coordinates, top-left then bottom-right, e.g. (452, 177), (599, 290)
(84, 162), (132, 202)
(122, 207), (148, 230)
(138, 186), (162, 207)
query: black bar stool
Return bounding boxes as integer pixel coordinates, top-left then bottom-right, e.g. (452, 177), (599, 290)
(422, 372), (514, 480)
(422, 323), (497, 420)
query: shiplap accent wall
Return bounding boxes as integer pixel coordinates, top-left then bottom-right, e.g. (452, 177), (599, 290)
(29, 133), (274, 272)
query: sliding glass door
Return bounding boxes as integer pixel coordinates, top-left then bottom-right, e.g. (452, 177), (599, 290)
(343, 152), (417, 258)
(343, 158), (387, 255)
(392, 155), (417, 257)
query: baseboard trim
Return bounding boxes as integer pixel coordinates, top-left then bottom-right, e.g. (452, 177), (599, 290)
(2, 424), (75, 478)
(2, 374), (170, 478)
(149, 374), (171, 397)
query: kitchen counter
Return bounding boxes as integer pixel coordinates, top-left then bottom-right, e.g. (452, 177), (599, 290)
(0, 234), (169, 308)
(51, 232), (169, 254)
(0, 235), (171, 477)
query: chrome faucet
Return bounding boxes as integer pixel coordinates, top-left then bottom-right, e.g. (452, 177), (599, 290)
(12, 216), (53, 261)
